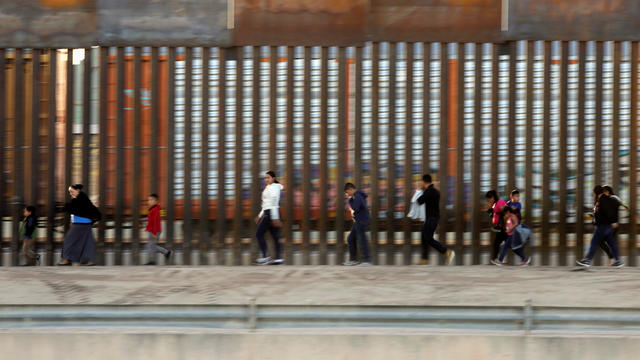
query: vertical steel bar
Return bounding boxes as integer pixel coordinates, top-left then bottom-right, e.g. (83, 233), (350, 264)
(165, 47), (176, 252)
(595, 42), (603, 188)
(629, 42), (638, 266)
(387, 43), (396, 261)
(472, 43), (482, 264)
(558, 41), (568, 266)
(439, 43), (449, 264)
(234, 46), (243, 265)
(490, 45), (499, 193)
(31, 49), (40, 209)
(201, 47), (210, 259)
(269, 47), (277, 172)
(370, 44), (379, 263)
(285, 46), (294, 264)
(336, 46), (347, 262)
(455, 43), (464, 264)
(82, 48), (91, 192)
(250, 46), (259, 260)
(355, 47), (363, 189)
(612, 42), (620, 194)
(319, 47), (329, 264)
(542, 41), (551, 265)
(404, 43), (413, 264)
(216, 48), (226, 263)
(302, 46), (312, 264)
(183, 47), (193, 264)
(508, 43), (516, 194)
(97, 47), (107, 265)
(422, 43), (431, 183)
(47, 49), (56, 261)
(13, 48), (24, 265)
(576, 42), (586, 261)
(132, 47), (142, 262)
(0, 50), (5, 254)
(150, 47), (159, 195)
(525, 42), (534, 226)
(115, 47), (125, 264)
(64, 49), (73, 236)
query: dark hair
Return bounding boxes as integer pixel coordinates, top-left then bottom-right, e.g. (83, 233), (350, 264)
(510, 189), (520, 196)
(25, 205), (36, 215)
(422, 174), (432, 183)
(485, 190), (498, 201)
(503, 206), (513, 214)
(70, 184), (84, 191)
(149, 193), (159, 200)
(266, 171), (279, 183)
(344, 182), (356, 191)
(593, 185), (604, 196)
(602, 185), (615, 196)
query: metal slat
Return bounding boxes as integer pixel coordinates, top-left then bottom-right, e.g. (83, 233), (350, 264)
(12, 48), (24, 266)
(46, 49), (56, 263)
(525, 42), (534, 228)
(64, 48), (73, 236)
(403, 43), (413, 265)
(319, 47), (328, 264)
(629, 42), (639, 266)
(269, 47), (277, 172)
(184, 47), (193, 264)
(455, 43), (464, 265)
(250, 46), (259, 261)
(594, 42), (603, 189)
(285, 46), (294, 264)
(472, 43), (482, 265)
(422, 42), (431, 262)
(387, 43), (396, 261)
(132, 47), (142, 262)
(165, 47), (176, 254)
(542, 41), (551, 265)
(82, 49), (90, 192)
(234, 46), (243, 265)
(354, 46), (363, 193)
(370, 44), (379, 263)
(201, 47), (210, 260)
(336, 46), (347, 263)
(490, 44), (498, 194)
(150, 47), (159, 196)
(115, 47), (125, 264)
(612, 42), (620, 194)
(508, 43), (516, 195)
(302, 46), (311, 264)
(31, 49), (40, 213)
(558, 41), (568, 266)
(216, 48), (226, 264)
(439, 43), (449, 264)
(0, 50), (4, 254)
(97, 48), (107, 265)
(576, 42), (586, 261)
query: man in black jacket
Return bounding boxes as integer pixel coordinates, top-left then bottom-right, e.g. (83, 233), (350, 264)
(417, 174), (455, 265)
(577, 185), (623, 267)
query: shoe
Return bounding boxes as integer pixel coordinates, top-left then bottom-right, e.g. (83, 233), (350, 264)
(520, 257), (531, 266)
(56, 261), (72, 266)
(490, 259), (504, 266)
(270, 258), (284, 265)
(445, 250), (455, 265)
(612, 260), (625, 268)
(255, 257), (272, 265)
(342, 260), (359, 266)
(164, 250), (172, 260)
(144, 261), (157, 266)
(418, 259), (429, 265)
(357, 262), (372, 267)
(80, 262), (96, 266)
(576, 258), (591, 267)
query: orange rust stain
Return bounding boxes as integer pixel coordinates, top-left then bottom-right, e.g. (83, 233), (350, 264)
(39, 0), (88, 9)
(551, 59), (561, 64)
(568, 60), (579, 64)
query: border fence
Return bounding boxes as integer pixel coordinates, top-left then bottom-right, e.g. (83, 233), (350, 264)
(0, 41), (638, 266)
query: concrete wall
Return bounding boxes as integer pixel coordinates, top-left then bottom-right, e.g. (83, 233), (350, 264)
(1, 331), (638, 360)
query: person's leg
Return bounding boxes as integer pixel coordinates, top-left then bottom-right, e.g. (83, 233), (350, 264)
(356, 222), (371, 263)
(603, 227), (620, 261)
(513, 247), (527, 261)
(599, 240), (614, 259)
(425, 217), (447, 254)
(585, 226), (606, 260)
(256, 216), (270, 258)
(420, 221), (430, 260)
(498, 235), (512, 262)
(492, 231), (506, 260)
(346, 223), (358, 262)
(153, 234), (169, 255)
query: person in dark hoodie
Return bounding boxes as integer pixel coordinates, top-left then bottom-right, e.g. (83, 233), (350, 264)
(20, 205), (39, 266)
(343, 183), (372, 266)
(577, 185), (623, 268)
(417, 174), (455, 265)
(57, 184), (101, 266)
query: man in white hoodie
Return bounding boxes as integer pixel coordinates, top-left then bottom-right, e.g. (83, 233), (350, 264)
(254, 171), (284, 265)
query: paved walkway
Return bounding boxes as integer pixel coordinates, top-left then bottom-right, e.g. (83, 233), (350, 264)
(0, 266), (638, 307)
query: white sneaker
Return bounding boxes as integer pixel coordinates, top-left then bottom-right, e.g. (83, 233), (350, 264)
(342, 260), (360, 266)
(357, 262), (372, 267)
(255, 257), (272, 265)
(270, 258), (284, 265)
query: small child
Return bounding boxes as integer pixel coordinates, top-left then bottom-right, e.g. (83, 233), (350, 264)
(20, 206), (39, 266)
(493, 206), (531, 266)
(507, 189), (521, 213)
(144, 194), (171, 265)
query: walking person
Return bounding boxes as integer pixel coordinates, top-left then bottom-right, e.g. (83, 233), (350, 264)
(602, 185), (628, 266)
(144, 194), (171, 265)
(577, 185), (624, 268)
(486, 190), (508, 263)
(20, 205), (40, 266)
(254, 171), (284, 265)
(57, 184), (101, 266)
(491, 206), (531, 266)
(342, 183), (372, 266)
(417, 175), (455, 265)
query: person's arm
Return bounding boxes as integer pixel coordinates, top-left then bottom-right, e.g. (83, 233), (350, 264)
(417, 190), (427, 205)
(24, 217), (36, 237)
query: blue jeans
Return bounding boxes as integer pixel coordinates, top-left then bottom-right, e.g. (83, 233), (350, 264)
(499, 234), (526, 262)
(585, 225), (619, 261)
(347, 221), (370, 262)
(421, 217), (447, 259)
(256, 209), (282, 259)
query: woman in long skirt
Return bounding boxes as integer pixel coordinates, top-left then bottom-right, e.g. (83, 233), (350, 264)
(57, 184), (101, 266)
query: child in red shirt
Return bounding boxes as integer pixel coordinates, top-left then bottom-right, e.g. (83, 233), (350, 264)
(144, 194), (171, 265)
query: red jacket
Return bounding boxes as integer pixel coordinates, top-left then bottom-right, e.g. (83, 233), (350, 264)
(146, 205), (162, 235)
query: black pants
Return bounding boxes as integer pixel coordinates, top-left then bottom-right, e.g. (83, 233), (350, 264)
(347, 221), (371, 262)
(492, 230), (507, 260)
(421, 217), (447, 259)
(599, 228), (616, 259)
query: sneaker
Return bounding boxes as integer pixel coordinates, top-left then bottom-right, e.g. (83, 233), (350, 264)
(144, 261), (156, 266)
(576, 258), (591, 267)
(270, 258), (284, 265)
(357, 262), (372, 267)
(520, 257), (531, 266)
(612, 260), (625, 268)
(164, 250), (172, 260)
(255, 257), (272, 265)
(445, 250), (455, 265)
(342, 260), (360, 266)
(418, 259), (429, 265)
(490, 259), (504, 266)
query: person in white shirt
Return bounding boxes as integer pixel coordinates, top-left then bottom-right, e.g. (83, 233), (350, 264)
(254, 171), (284, 265)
